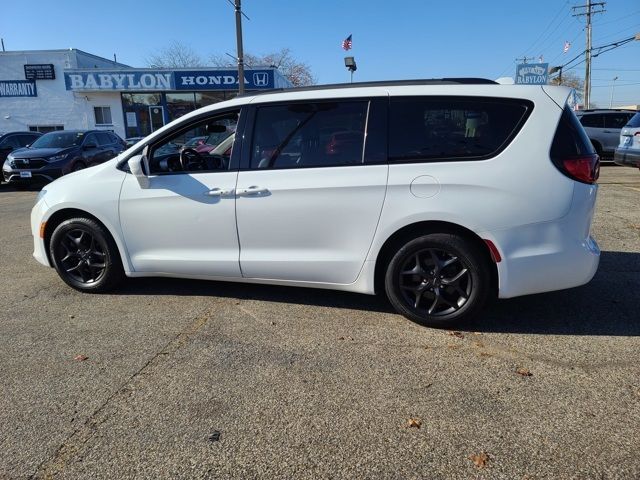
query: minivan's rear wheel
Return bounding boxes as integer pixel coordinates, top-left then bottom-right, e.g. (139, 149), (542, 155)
(49, 218), (124, 292)
(385, 234), (490, 327)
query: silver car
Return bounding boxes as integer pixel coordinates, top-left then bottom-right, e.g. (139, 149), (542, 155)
(614, 112), (640, 169)
(575, 109), (636, 161)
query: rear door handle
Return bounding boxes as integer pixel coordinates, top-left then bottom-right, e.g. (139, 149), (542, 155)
(236, 186), (270, 196)
(205, 188), (232, 197)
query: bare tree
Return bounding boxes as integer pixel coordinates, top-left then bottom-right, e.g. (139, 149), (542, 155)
(147, 41), (205, 68)
(211, 48), (315, 87)
(550, 71), (584, 101)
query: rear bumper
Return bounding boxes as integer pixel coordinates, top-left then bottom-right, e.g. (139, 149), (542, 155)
(614, 148), (640, 168)
(486, 182), (600, 299)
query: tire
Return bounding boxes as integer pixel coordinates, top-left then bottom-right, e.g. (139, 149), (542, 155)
(384, 233), (491, 327)
(49, 217), (124, 292)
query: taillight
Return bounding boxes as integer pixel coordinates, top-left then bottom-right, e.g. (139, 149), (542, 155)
(559, 154), (600, 184)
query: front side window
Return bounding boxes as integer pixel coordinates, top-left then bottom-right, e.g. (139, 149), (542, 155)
(94, 106), (113, 126)
(148, 110), (239, 174)
(96, 132), (113, 145)
(250, 101), (368, 169)
(388, 97), (532, 163)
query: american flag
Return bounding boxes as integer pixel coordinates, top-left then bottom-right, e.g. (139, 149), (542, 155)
(563, 41), (571, 53)
(342, 34), (353, 51)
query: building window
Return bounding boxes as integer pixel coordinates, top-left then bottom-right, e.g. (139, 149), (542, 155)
(94, 106), (113, 125)
(28, 125), (64, 133)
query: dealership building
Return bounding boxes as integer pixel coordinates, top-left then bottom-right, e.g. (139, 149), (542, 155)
(0, 49), (291, 139)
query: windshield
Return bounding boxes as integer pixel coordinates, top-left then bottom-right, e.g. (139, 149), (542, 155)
(31, 132), (85, 149)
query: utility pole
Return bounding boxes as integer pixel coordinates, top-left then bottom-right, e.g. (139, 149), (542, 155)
(573, 1), (606, 108)
(234, 0), (245, 95)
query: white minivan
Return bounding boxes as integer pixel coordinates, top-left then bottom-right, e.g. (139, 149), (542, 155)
(30, 79), (600, 327)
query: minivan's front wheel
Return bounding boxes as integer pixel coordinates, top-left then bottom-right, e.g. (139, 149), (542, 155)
(385, 234), (490, 327)
(49, 218), (124, 292)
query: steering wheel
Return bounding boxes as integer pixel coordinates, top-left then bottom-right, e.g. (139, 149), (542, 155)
(180, 148), (207, 171)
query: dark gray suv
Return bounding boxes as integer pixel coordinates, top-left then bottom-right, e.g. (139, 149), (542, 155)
(2, 130), (125, 185)
(575, 109), (636, 161)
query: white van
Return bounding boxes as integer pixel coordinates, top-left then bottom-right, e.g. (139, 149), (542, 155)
(31, 79), (600, 326)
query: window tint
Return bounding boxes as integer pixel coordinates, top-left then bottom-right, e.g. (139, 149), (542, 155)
(603, 113), (633, 129)
(0, 135), (21, 149)
(251, 101), (368, 169)
(388, 97), (532, 162)
(96, 132), (112, 145)
(148, 110), (238, 174)
(84, 134), (98, 146)
(551, 106), (595, 158)
(579, 114), (603, 128)
(17, 134), (39, 146)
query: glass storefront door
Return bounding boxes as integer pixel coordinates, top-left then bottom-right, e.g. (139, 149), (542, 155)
(122, 93), (162, 138)
(149, 106), (165, 132)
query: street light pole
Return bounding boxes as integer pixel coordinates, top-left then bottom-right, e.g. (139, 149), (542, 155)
(609, 76), (618, 108)
(234, 0), (245, 95)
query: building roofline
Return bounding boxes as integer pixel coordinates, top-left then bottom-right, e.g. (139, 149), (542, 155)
(0, 48), (131, 68)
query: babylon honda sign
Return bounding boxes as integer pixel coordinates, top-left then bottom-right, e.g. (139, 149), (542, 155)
(515, 63), (549, 85)
(64, 69), (275, 91)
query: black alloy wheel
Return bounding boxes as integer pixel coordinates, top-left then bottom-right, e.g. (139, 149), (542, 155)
(50, 218), (124, 292)
(385, 233), (491, 327)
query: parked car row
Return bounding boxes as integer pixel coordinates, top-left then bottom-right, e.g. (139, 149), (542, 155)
(2, 130), (126, 185)
(575, 108), (636, 161)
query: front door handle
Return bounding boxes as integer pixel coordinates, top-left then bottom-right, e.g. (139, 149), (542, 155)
(236, 186), (270, 196)
(205, 188), (232, 197)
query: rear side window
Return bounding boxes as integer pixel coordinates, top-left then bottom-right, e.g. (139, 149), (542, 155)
(551, 106), (595, 158)
(579, 114), (603, 128)
(388, 97), (532, 163)
(251, 101), (368, 169)
(603, 113), (633, 129)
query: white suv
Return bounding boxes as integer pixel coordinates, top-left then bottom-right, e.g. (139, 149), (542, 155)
(31, 79), (600, 327)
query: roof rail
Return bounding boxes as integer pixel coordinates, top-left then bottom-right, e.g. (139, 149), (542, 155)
(243, 78), (498, 97)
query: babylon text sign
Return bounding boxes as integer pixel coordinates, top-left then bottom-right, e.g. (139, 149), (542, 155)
(64, 69), (275, 91)
(515, 63), (549, 85)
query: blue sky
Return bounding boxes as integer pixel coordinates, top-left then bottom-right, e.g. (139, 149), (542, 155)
(1, 0), (638, 106)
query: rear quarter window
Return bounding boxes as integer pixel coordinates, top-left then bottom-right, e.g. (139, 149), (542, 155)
(388, 97), (533, 163)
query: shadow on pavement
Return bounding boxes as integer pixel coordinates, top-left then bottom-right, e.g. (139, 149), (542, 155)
(118, 251), (639, 336)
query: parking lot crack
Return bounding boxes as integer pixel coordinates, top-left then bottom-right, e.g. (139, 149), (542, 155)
(29, 304), (220, 479)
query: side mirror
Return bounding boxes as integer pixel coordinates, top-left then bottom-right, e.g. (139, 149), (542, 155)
(128, 154), (150, 188)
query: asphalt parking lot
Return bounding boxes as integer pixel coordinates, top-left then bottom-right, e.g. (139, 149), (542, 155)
(1, 166), (639, 479)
